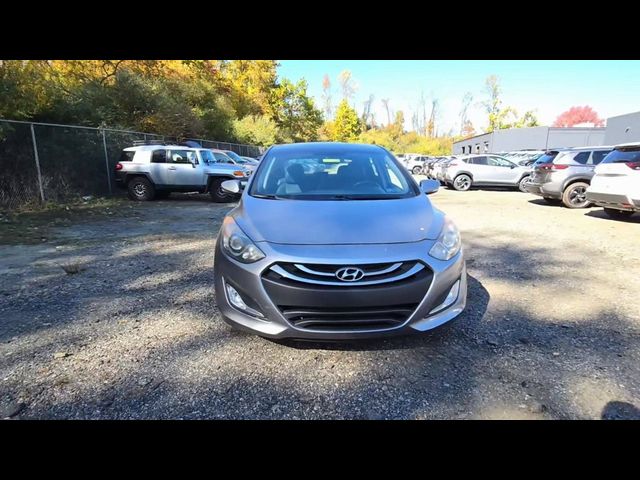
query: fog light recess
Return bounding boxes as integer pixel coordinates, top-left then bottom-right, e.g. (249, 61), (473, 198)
(429, 280), (460, 315)
(225, 282), (263, 318)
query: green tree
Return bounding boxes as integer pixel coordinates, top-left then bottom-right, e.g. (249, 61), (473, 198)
(269, 78), (323, 142)
(233, 115), (278, 146)
(332, 99), (362, 142)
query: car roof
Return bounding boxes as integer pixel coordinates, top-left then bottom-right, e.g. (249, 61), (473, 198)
(123, 145), (198, 152)
(547, 145), (614, 152)
(615, 142), (640, 149)
(268, 142), (387, 155)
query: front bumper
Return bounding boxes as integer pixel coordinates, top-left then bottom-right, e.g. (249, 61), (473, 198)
(213, 240), (467, 340)
(586, 191), (640, 211)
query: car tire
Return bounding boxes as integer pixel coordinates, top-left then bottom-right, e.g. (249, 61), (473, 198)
(603, 208), (634, 219)
(209, 178), (236, 203)
(412, 166), (423, 175)
(452, 174), (472, 191)
(518, 176), (530, 193)
(127, 177), (155, 201)
(562, 182), (591, 209)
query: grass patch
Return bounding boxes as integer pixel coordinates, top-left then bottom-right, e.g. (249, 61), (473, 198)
(0, 195), (133, 245)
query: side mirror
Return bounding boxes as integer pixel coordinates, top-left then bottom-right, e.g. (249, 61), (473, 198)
(221, 179), (241, 194)
(419, 179), (440, 195)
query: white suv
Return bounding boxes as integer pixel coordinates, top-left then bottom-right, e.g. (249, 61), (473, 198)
(114, 144), (251, 202)
(586, 143), (640, 218)
(444, 154), (531, 192)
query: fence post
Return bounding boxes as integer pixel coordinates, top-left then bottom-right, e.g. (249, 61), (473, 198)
(30, 123), (45, 203)
(101, 129), (113, 194)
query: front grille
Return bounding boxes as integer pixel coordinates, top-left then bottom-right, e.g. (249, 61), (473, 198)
(280, 305), (417, 331)
(264, 260), (425, 287)
(261, 260), (433, 332)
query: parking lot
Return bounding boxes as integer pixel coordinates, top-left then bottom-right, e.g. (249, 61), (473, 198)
(1, 186), (639, 419)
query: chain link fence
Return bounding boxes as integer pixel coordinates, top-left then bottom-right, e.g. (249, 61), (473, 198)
(0, 119), (264, 211)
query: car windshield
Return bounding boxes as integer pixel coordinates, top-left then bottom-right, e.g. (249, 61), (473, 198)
(200, 150), (215, 164)
(602, 148), (640, 163)
(250, 147), (418, 200)
(224, 151), (246, 163)
(213, 152), (234, 163)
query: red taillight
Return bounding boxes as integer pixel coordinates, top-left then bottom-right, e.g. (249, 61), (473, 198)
(115, 163), (123, 171)
(539, 164), (568, 171)
(625, 161), (640, 170)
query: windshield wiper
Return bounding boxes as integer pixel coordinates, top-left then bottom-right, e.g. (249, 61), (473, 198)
(252, 194), (282, 200)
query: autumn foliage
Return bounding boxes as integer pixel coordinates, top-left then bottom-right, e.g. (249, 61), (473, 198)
(553, 106), (604, 127)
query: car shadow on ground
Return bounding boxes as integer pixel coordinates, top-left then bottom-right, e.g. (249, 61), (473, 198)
(527, 198), (562, 207)
(271, 274), (489, 352)
(584, 210), (640, 224)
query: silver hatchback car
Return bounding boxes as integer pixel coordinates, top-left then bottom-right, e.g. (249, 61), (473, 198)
(213, 142), (467, 340)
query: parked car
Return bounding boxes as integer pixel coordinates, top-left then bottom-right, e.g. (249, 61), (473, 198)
(242, 156), (259, 163)
(399, 153), (428, 175)
(213, 142), (467, 340)
(524, 146), (613, 208)
(586, 142), (640, 218)
(444, 154), (532, 192)
(426, 157), (448, 179)
(222, 149), (259, 168)
(114, 144), (251, 202)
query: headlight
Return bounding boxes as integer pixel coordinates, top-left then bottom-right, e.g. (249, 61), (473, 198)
(429, 217), (461, 261)
(220, 217), (265, 263)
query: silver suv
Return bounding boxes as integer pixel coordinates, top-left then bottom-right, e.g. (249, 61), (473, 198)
(525, 146), (613, 208)
(114, 144), (251, 202)
(444, 154), (531, 192)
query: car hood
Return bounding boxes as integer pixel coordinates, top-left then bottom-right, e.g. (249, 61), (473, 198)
(234, 194), (444, 245)
(203, 164), (249, 174)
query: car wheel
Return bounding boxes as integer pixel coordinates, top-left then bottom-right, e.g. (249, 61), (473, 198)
(127, 177), (155, 201)
(452, 174), (472, 191)
(604, 208), (634, 219)
(412, 166), (423, 175)
(562, 182), (591, 209)
(209, 178), (236, 203)
(518, 176), (530, 193)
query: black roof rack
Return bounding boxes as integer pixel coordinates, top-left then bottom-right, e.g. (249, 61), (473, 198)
(131, 140), (204, 148)
(132, 140), (167, 146)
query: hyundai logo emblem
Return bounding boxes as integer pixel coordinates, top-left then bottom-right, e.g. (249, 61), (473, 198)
(335, 267), (365, 282)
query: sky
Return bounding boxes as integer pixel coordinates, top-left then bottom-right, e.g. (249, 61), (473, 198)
(278, 60), (640, 135)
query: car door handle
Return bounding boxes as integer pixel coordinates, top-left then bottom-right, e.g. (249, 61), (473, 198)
(168, 166), (177, 170)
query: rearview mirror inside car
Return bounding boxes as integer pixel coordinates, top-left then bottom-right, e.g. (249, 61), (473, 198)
(221, 179), (241, 194)
(419, 179), (440, 195)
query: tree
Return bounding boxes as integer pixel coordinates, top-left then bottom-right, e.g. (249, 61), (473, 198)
(553, 106), (604, 127)
(332, 99), (362, 142)
(481, 75), (539, 132)
(321, 74), (333, 119)
(269, 78), (323, 143)
(233, 115), (278, 146)
(391, 110), (405, 137)
(461, 120), (476, 138)
(381, 98), (391, 126)
(361, 94), (375, 127)
(427, 98), (439, 137)
(482, 75), (502, 132)
(338, 70), (357, 102)
(459, 92), (473, 136)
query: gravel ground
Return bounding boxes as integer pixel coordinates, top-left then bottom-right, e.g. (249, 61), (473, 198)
(1, 186), (639, 420)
